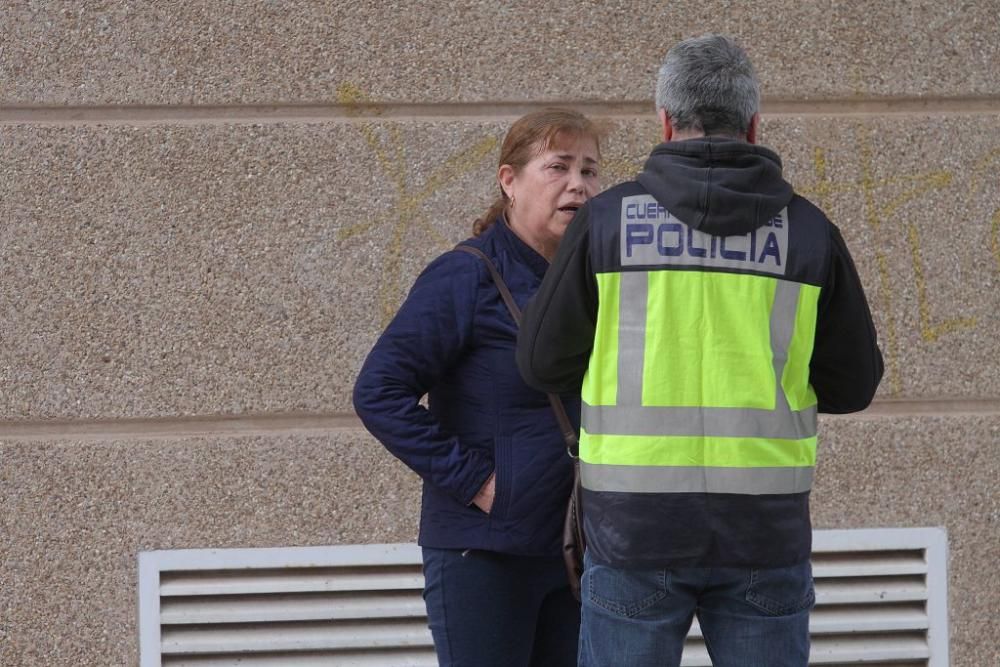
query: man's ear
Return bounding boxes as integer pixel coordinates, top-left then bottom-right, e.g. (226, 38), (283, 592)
(658, 108), (673, 142)
(498, 164), (515, 198)
(746, 112), (760, 145)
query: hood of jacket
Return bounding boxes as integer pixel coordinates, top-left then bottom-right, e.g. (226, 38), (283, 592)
(636, 137), (793, 237)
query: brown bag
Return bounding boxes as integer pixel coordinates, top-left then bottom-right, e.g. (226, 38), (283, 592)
(562, 458), (586, 601)
(455, 244), (586, 601)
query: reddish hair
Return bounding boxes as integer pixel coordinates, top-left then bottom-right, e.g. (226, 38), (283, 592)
(473, 108), (602, 236)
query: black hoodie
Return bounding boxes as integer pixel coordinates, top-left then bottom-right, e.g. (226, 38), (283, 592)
(637, 138), (793, 236)
(517, 137), (883, 415)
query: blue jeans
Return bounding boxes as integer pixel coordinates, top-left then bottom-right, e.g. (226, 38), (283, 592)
(579, 551), (814, 667)
(422, 547), (579, 667)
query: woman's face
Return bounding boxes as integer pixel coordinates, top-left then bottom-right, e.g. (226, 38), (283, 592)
(500, 134), (600, 260)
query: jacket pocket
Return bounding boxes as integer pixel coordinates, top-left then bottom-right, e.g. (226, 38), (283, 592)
(490, 436), (513, 519)
(746, 561), (816, 616)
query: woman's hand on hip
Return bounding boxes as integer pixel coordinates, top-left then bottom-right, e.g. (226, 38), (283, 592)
(471, 472), (496, 514)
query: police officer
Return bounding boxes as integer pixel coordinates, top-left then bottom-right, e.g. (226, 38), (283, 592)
(516, 34), (883, 667)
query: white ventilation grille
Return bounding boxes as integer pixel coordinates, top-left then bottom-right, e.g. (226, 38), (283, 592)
(138, 527), (948, 666)
(681, 527), (949, 666)
(139, 544), (436, 666)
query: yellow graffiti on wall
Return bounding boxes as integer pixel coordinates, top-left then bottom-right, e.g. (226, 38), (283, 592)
(335, 83), (500, 324)
(336, 84), (997, 393)
(798, 125), (985, 392)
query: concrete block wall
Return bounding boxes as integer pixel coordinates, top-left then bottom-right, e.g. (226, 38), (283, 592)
(1, 2), (997, 665)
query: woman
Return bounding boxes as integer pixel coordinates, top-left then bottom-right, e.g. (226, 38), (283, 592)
(353, 109), (601, 667)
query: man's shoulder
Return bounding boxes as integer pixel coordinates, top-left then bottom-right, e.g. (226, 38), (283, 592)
(588, 180), (646, 216)
(786, 193), (838, 238)
(596, 180), (646, 202)
(788, 192), (831, 222)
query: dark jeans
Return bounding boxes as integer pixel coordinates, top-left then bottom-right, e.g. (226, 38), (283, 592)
(421, 547), (580, 667)
(579, 550), (814, 667)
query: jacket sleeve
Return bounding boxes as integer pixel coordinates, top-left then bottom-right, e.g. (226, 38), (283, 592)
(517, 204), (599, 394)
(352, 251), (494, 505)
(810, 224), (885, 413)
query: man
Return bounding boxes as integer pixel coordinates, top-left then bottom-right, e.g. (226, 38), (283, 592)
(516, 35), (883, 667)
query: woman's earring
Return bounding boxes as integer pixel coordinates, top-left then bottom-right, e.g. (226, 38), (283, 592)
(509, 194), (516, 209)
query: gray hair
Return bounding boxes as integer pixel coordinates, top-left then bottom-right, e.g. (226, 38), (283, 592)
(655, 34), (760, 137)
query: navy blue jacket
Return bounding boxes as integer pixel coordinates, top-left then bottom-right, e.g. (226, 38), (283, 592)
(353, 219), (579, 556)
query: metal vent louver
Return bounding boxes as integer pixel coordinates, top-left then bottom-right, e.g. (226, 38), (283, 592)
(138, 527), (948, 666)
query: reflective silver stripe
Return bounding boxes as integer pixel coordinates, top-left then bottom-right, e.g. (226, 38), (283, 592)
(769, 280), (800, 415)
(582, 402), (816, 439)
(581, 461), (814, 495)
(616, 271), (647, 406)
(585, 277), (816, 440)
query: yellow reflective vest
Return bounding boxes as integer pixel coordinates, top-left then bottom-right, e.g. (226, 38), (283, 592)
(517, 139), (883, 568)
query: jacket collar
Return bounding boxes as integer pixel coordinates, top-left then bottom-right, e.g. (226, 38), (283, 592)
(493, 214), (549, 280)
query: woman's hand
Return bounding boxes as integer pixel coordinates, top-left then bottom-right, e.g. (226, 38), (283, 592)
(471, 472), (496, 513)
